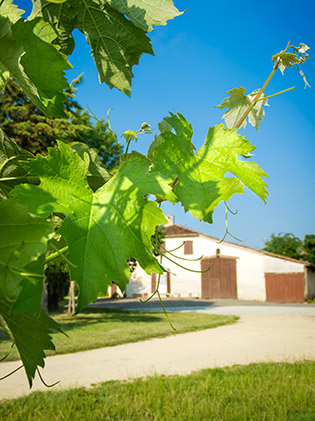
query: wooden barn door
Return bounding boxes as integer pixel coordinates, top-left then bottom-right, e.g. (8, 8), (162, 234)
(111, 282), (117, 295)
(151, 273), (157, 293)
(201, 257), (237, 299)
(265, 273), (304, 302)
(151, 272), (171, 294)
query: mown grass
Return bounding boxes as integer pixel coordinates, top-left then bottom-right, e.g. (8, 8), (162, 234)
(1, 361), (314, 420)
(0, 309), (238, 361)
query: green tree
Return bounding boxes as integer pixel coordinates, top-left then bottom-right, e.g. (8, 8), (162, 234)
(45, 261), (69, 312)
(303, 234), (315, 264)
(0, 77), (121, 169)
(263, 233), (303, 260)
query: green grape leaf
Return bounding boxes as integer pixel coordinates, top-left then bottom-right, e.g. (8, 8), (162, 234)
(0, 198), (54, 310)
(273, 52), (300, 73)
(10, 257), (46, 313)
(272, 43), (310, 87)
(149, 113), (268, 223)
(71, 142), (112, 191)
(30, 0), (153, 96)
(107, 0), (182, 31)
(0, 130), (35, 199)
(51, 27), (75, 56)
(0, 301), (63, 387)
(0, 0), (25, 90)
(0, 198), (59, 387)
(0, 1), (72, 117)
(0, 0), (23, 26)
(11, 142), (175, 311)
(30, 0), (179, 96)
(216, 87), (269, 131)
(121, 130), (138, 143)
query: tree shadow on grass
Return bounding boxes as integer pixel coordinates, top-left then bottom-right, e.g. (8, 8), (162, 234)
(0, 309), (164, 339)
(55, 309), (164, 333)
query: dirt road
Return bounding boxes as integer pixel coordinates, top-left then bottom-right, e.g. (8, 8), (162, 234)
(0, 304), (314, 400)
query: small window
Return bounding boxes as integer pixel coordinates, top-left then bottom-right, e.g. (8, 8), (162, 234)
(184, 240), (193, 255)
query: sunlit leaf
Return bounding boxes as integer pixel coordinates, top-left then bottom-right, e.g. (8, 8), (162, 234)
(107, 0), (182, 31)
(0, 198), (59, 387)
(149, 113), (268, 223)
(216, 87), (269, 131)
(71, 142), (111, 191)
(30, 0), (179, 96)
(0, 1), (71, 117)
(272, 43), (310, 87)
(0, 300), (63, 387)
(11, 142), (175, 311)
(0, 129), (35, 198)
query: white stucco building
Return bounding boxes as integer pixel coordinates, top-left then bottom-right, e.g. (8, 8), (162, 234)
(126, 220), (315, 303)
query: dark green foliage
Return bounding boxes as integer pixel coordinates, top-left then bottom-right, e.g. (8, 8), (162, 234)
(0, 129), (35, 199)
(0, 77), (121, 169)
(0, 198), (62, 387)
(0, 2), (71, 117)
(45, 261), (69, 312)
(263, 233), (303, 259)
(263, 232), (315, 264)
(303, 234), (315, 264)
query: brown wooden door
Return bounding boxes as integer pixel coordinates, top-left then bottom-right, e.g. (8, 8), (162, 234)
(151, 273), (157, 293)
(265, 273), (304, 302)
(151, 272), (171, 294)
(201, 257), (237, 299)
(166, 272), (171, 294)
(111, 282), (117, 295)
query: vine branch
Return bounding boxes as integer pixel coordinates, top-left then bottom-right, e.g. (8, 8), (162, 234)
(234, 62), (279, 129)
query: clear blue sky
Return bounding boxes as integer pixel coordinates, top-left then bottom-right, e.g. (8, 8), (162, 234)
(16, 0), (315, 248)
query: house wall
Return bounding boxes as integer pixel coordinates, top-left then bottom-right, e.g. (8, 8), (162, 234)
(161, 236), (201, 297)
(126, 236), (202, 298)
(161, 235), (267, 300)
(262, 255), (305, 273)
(126, 264), (151, 298)
(201, 238), (266, 301)
(126, 232), (309, 302)
(199, 238), (308, 301)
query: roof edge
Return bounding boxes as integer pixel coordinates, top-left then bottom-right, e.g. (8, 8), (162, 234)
(165, 224), (315, 267)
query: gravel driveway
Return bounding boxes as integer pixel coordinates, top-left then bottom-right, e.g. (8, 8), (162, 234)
(1, 299), (314, 400)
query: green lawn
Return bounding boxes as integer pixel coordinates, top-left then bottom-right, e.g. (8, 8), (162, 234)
(1, 361), (314, 420)
(0, 308), (238, 361)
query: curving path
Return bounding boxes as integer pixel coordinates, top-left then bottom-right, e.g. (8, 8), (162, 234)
(0, 302), (315, 400)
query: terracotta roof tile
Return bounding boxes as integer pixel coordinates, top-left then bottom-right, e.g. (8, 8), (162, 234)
(164, 224), (199, 236)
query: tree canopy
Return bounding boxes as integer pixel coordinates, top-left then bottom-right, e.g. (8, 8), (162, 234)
(0, 77), (121, 168)
(263, 233), (315, 264)
(303, 234), (315, 264)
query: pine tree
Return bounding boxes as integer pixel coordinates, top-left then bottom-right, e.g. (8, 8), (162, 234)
(0, 76), (121, 169)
